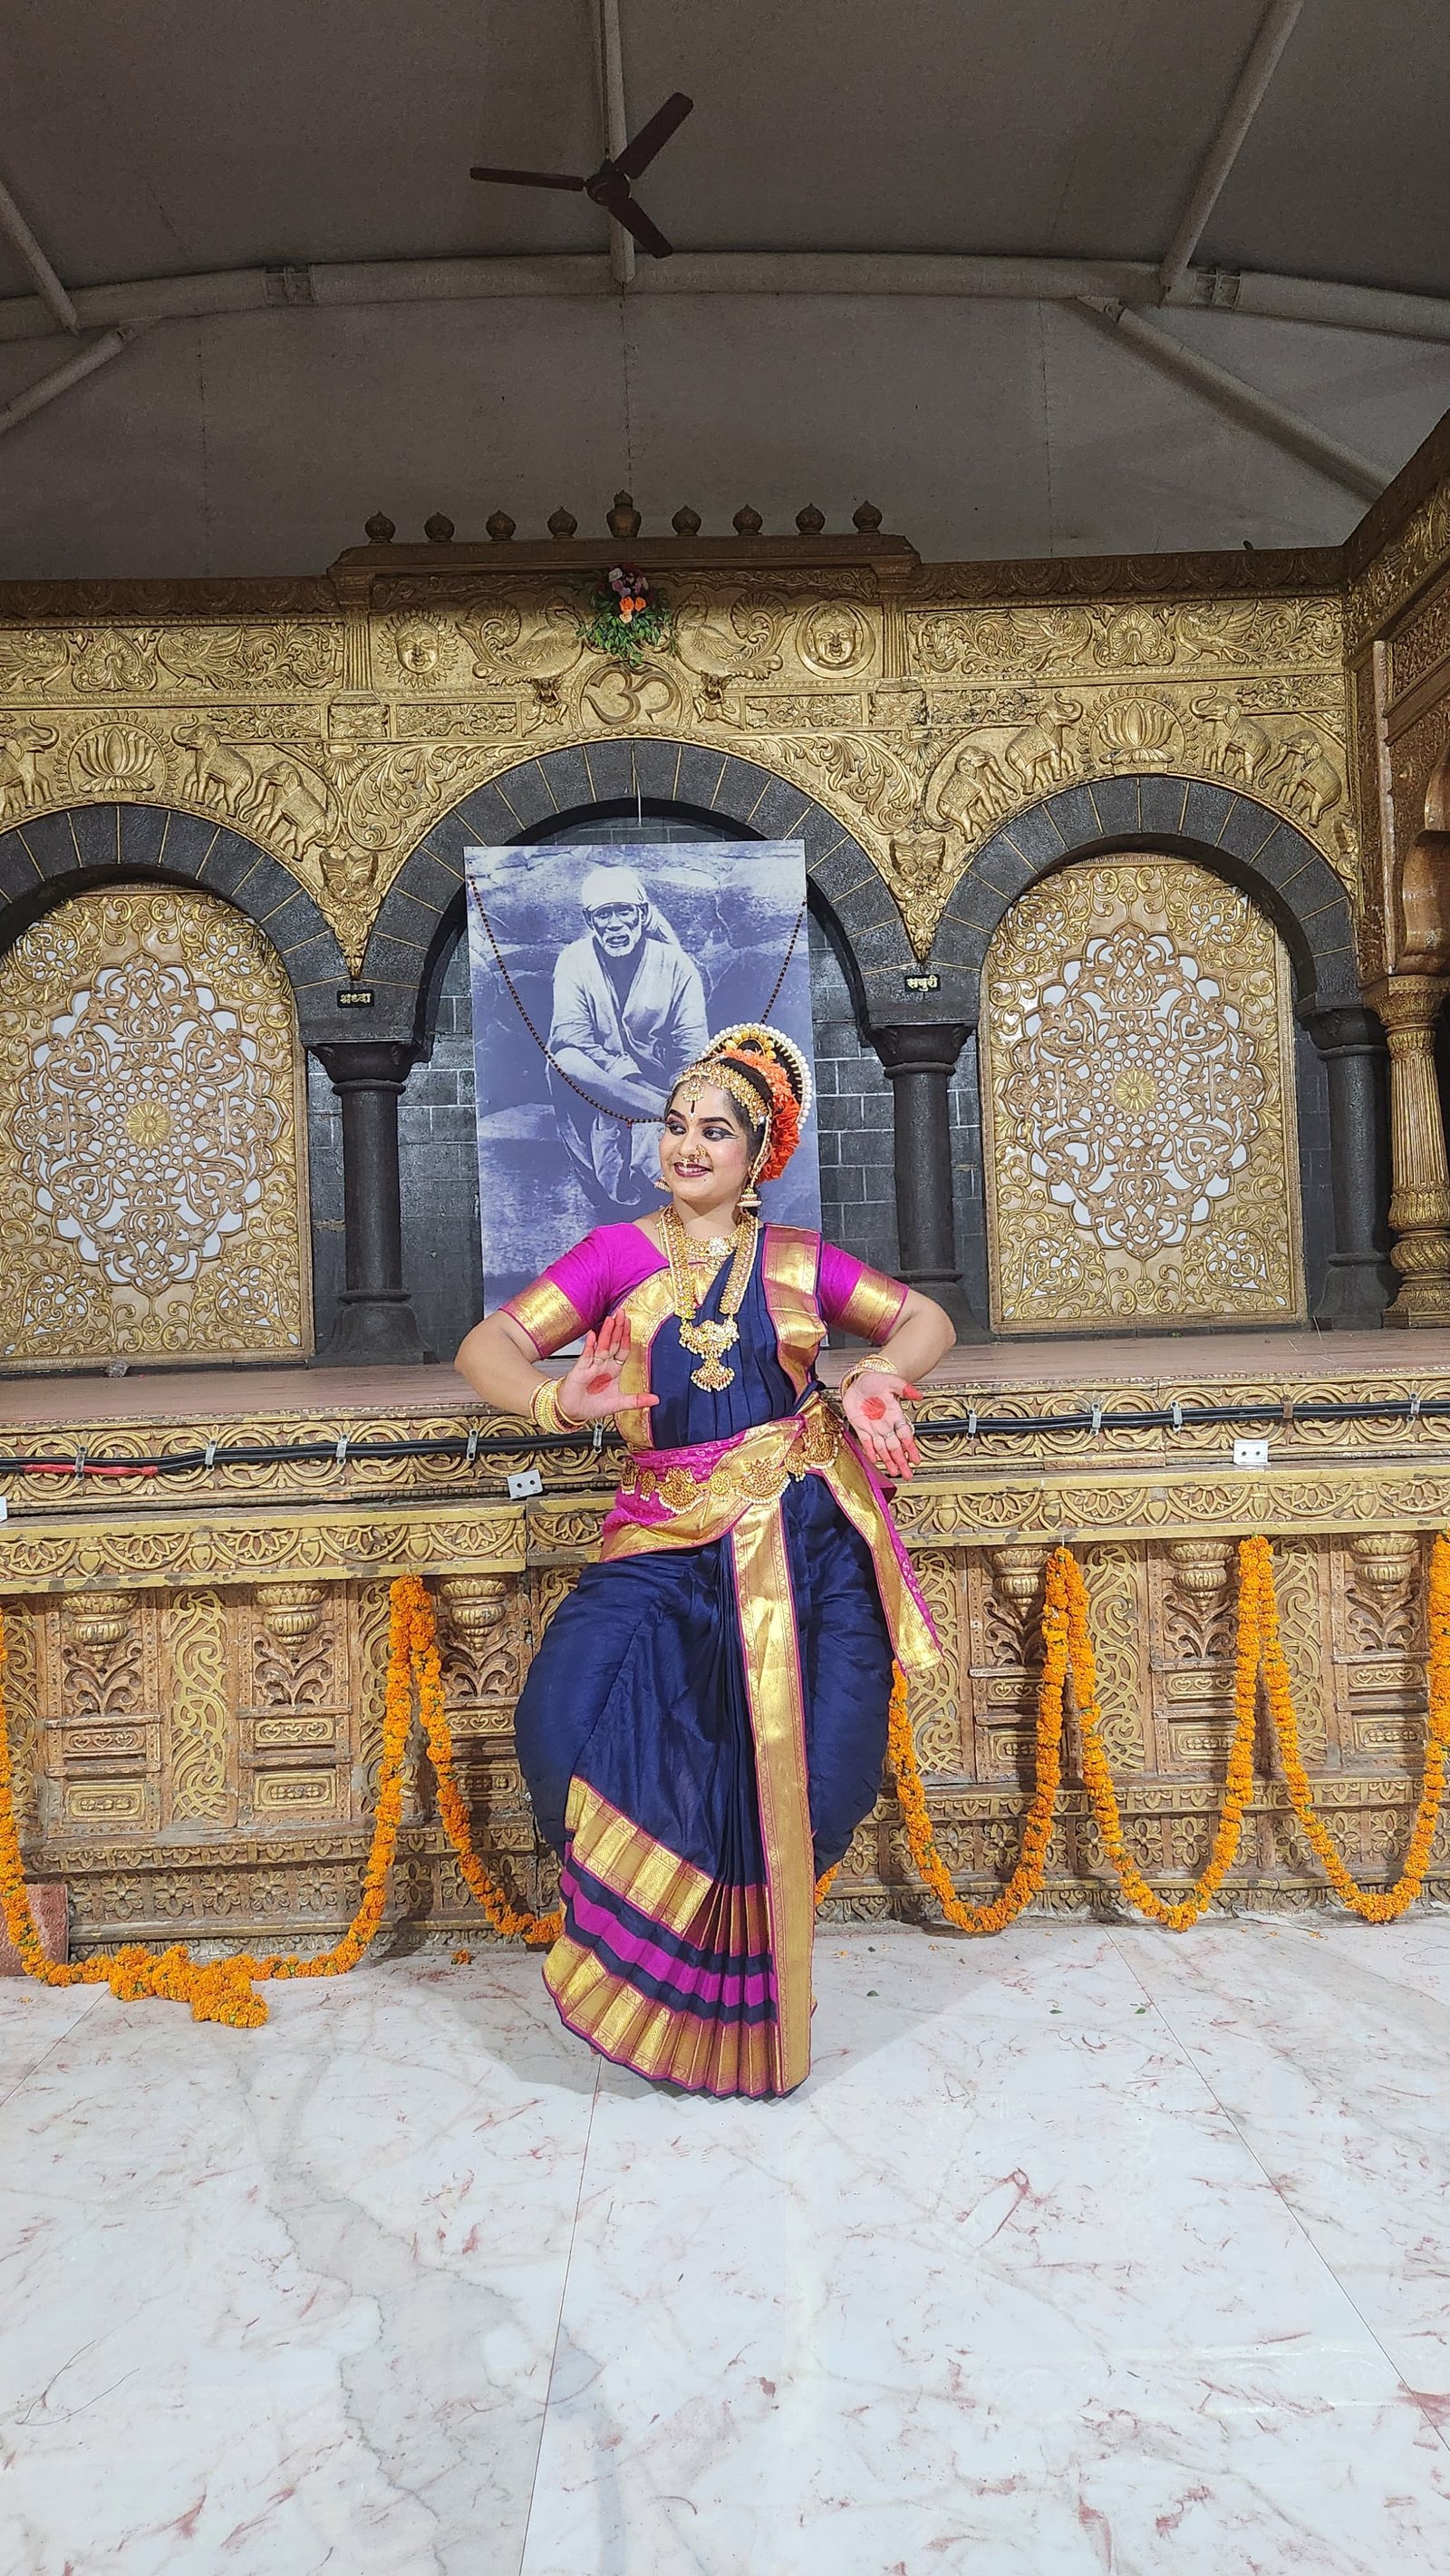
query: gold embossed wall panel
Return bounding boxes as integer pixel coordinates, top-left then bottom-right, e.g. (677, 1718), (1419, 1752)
(0, 886), (311, 1364)
(981, 857), (1304, 1332)
(5, 1508), (1449, 1947)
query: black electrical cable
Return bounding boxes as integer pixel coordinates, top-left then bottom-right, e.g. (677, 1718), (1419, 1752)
(2, 1393), (1447, 1486)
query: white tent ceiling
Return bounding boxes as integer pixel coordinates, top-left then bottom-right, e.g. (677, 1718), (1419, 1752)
(2, 0), (1448, 576)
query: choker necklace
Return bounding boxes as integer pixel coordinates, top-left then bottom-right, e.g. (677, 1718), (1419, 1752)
(680, 1231), (736, 1267)
(661, 1204), (758, 1390)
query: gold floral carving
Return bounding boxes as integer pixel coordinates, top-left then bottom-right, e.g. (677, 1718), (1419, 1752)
(5, 1602), (41, 1836)
(1348, 473), (1450, 655)
(0, 886), (311, 1364)
(0, 1471), (1445, 1941)
(1388, 570), (1450, 704)
(1078, 1545), (1146, 1775)
(166, 1589), (232, 1825)
(902, 1553), (963, 1776)
(911, 596), (1339, 680)
(981, 857), (1304, 1331)
(0, 559), (1361, 974)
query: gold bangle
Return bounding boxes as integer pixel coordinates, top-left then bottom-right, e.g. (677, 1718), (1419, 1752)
(530, 1375), (583, 1434)
(837, 1358), (901, 1401)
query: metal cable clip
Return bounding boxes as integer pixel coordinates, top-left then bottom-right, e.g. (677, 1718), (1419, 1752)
(1090, 1404), (1104, 1436)
(592, 1421), (604, 1454)
(203, 1440), (218, 1468)
(465, 1426), (479, 1465)
(1410, 1391), (1423, 1421)
(966, 1408), (979, 1439)
(334, 1434), (349, 1465)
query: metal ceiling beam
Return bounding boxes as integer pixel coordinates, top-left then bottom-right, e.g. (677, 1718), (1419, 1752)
(0, 326), (140, 440)
(0, 171), (79, 334)
(0, 251), (1447, 345)
(594, 0), (635, 287)
(1075, 295), (1385, 501)
(1158, 0), (1307, 301)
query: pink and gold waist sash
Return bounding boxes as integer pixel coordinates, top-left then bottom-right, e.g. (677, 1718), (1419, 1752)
(599, 1390), (938, 1675)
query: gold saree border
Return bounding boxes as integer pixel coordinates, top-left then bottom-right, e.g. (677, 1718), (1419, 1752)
(602, 1394), (938, 1676)
(729, 1493), (816, 2093)
(817, 1438), (940, 1677)
(563, 1775), (767, 1946)
(761, 1225), (826, 1396)
(614, 1270), (677, 1453)
(545, 1936), (777, 2096)
(547, 1779), (776, 2096)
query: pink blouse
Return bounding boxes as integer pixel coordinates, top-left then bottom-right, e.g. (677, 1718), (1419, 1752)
(503, 1223), (907, 1358)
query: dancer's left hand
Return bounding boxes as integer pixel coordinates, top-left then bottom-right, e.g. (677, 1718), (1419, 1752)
(840, 1371), (921, 1480)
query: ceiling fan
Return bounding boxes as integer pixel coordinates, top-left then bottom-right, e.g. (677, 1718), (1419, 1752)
(470, 91), (693, 259)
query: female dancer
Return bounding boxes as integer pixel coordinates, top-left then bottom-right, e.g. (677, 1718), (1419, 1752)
(456, 1024), (954, 2097)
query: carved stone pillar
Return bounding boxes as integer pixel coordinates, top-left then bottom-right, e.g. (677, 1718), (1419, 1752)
(1368, 977), (1450, 1326)
(871, 1023), (975, 1324)
(1300, 1006), (1396, 1329)
(314, 1041), (425, 1364)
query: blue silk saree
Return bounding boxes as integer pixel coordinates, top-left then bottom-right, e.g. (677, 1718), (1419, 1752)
(504, 1223), (939, 2098)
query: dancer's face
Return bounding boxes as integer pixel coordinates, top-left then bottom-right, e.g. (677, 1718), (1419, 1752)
(661, 1084), (752, 1221)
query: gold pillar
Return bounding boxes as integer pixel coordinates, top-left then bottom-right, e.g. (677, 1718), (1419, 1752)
(1371, 975), (1450, 1325)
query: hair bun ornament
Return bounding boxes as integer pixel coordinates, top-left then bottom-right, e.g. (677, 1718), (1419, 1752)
(704, 1022), (813, 1119)
(702, 1022), (810, 1185)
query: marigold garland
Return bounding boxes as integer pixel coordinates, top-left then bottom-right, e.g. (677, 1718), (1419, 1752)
(1061, 1540), (1260, 1930)
(401, 1576), (560, 1948)
(0, 1576), (558, 2024)
(1261, 1532), (1450, 1921)
(4, 1542), (1450, 2019)
(886, 1617), (1064, 1932)
(875, 1535), (1450, 1936)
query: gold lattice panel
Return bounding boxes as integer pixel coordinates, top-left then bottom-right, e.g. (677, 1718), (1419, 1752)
(0, 885), (311, 1363)
(981, 855), (1304, 1332)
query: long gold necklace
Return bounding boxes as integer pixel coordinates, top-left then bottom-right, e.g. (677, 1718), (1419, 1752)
(661, 1204), (759, 1390)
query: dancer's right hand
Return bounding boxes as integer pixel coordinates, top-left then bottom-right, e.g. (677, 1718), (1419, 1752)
(556, 1309), (660, 1424)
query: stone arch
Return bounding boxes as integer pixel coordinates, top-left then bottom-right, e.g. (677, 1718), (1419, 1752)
(930, 776), (1361, 1018)
(364, 740), (913, 1047)
(0, 801), (348, 1042)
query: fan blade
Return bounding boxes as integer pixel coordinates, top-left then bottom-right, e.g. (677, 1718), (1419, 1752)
(469, 165), (586, 191)
(613, 92), (693, 181)
(606, 190), (674, 259)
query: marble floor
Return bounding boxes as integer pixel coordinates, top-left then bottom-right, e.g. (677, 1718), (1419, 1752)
(3, 1916), (1450, 2574)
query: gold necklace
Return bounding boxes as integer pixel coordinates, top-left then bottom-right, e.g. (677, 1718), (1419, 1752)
(661, 1205), (759, 1390)
(681, 1232), (735, 1269)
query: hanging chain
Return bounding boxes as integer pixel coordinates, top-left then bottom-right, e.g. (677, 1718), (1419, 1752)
(467, 881), (807, 1128)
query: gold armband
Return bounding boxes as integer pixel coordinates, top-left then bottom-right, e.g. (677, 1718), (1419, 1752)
(530, 1374), (584, 1435)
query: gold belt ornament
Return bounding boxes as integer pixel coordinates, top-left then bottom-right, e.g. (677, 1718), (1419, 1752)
(621, 1400), (842, 1520)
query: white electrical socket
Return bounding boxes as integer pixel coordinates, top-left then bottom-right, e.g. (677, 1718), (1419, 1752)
(1232, 1437), (1270, 1468)
(507, 1467), (543, 1500)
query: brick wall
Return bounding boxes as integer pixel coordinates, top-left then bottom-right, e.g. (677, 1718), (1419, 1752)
(807, 913), (898, 1281)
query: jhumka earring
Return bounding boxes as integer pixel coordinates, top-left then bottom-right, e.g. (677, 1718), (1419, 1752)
(738, 1176), (763, 1215)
